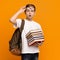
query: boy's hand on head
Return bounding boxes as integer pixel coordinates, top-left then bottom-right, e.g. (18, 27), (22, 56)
(19, 6), (26, 13)
(9, 6), (26, 24)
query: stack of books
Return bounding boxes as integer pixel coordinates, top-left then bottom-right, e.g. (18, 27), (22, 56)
(26, 29), (44, 46)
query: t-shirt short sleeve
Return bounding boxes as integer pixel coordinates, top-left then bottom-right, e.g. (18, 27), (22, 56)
(37, 23), (44, 39)
(37, 24), (44, 40)
(37, 23), (42, 31)
(13, 18), (22, 28)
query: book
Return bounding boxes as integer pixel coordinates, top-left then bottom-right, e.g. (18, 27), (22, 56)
(26, 29), (44, 46)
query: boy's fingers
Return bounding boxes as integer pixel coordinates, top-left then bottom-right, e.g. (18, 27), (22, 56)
(23, 6), (26, 8)
(23, 6), (26, 9)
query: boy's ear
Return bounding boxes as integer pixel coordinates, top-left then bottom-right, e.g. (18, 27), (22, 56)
(24, 10), (26, 14)
(34, 12), (36, 16)
(24, 9), (26, 14)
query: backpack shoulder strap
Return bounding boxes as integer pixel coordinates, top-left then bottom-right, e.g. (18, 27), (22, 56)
(19, 19), (25, 33)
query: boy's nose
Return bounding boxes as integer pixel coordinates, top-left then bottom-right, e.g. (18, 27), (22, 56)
(29, 12), (31, 14)
(29, 13), (31, 14)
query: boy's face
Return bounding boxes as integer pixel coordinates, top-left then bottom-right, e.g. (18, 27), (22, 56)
(25, 6), (35, 20)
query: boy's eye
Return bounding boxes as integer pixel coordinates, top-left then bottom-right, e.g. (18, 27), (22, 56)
(31, 10), (34, 12)
(26, 10), (30, 12)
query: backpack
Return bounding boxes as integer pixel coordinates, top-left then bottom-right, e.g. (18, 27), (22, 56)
(9, 19), (25, 56)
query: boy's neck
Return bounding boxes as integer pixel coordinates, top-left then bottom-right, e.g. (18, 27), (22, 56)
(26, 17), (32, 21)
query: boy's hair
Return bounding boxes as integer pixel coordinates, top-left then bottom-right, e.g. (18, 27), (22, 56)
(25, 4), (36, 13)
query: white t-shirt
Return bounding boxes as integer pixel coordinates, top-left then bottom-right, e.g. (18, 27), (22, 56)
(13, 18), (43, 54)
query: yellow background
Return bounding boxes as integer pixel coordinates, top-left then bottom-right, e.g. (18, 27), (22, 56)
(0, 0), (60, 60)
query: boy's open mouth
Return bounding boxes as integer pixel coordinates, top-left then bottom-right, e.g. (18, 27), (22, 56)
(29, 15), (31, 17)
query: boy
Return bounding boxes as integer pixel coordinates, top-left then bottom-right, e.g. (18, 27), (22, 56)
(9, 4), (44, 60)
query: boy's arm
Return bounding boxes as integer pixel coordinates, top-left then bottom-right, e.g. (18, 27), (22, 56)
(9, 6), (26, 24)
